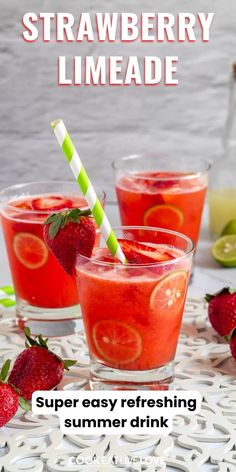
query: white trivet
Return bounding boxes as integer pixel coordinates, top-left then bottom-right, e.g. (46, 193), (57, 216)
(0, 298), (236, 471)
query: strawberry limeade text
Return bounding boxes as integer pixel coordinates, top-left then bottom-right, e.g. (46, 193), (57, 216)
(22, 12), (214, 86)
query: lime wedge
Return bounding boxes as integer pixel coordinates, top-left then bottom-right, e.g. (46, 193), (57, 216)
(212, 235), (236, 267)
(221, 219), (236, 236)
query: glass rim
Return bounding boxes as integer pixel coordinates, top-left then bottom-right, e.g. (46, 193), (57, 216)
(76, 225), (195, 268)
(112, 153), (211, 181)
(0, 180), (106, 215)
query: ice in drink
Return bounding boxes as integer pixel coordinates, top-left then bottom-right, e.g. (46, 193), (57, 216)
(116, 171), (207, 245)
(76, 242), (192, 371)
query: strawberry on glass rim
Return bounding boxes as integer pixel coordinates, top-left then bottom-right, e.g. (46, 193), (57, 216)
(43, 207), (96, 276)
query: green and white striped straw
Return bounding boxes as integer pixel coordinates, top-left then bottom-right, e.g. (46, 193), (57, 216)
(51, 119), (126, 263)
(0, 286), (15, 307)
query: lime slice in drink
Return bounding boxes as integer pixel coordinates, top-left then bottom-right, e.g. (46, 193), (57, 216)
(150, 271), (188, 315)
(212, 235), (236, 267)
(143, 204), (184, 231)
(13, 232), (48, 269)
(92, 320), (142, 364)
(221, 219), (236, 236)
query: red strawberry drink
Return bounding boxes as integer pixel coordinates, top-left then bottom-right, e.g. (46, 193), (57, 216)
(76, 226), (194, 389)
(113, 155), (209, 247)
(0, 182), (105, 335)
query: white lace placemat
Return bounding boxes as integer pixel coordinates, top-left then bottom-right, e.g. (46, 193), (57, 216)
(0, 298), (236, 472)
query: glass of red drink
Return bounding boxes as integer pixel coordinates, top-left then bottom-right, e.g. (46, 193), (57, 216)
(0, 181), (106, 336)
(76, 226), (194, 390)
(113, 154), (210, 247)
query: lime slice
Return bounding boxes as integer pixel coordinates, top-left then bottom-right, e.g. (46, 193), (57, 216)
(221, 219), (236, 236)
(144, 204), (184, 231)
(92, 320), (142, 364)
(150, 271), (188, 315)
(212, 235), (236, 267)
(13, 232), (48, 269)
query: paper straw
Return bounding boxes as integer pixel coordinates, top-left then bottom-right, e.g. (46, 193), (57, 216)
(51, 119), (126, 263)
(0, 286), (15, 307)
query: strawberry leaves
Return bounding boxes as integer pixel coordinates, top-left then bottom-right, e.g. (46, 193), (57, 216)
(24, 327), (50, 350)
(25, 327), (50, 349)
(205, 287), (236, 303)
(63, 359), (77, 371)
(45, 213), (64, 239)
(0, 359), (11, 382)
(44, 208), (92, 239)
(18, 396), (31, 412)
(24, 328), (77, 370)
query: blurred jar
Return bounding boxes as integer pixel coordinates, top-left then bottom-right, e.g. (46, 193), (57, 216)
(209, 63), (236, 237)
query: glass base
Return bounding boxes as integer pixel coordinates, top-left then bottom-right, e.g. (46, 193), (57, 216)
(16, 298), (83, 336)
(89, 360), (174, 391)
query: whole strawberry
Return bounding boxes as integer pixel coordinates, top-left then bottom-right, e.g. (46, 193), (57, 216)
(43, 208), (96, 276)
(8, 328), (76, 400)
(0, 360), (18, 427)
(205, 288), (236, 336)
(230, 329), (236, 361)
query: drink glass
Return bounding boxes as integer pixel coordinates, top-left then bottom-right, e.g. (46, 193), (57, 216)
(0, 181), (106, 336)
(208, 153), (236, 236)
(113, 154), (210, 247)
(76, 226), (194, 390)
